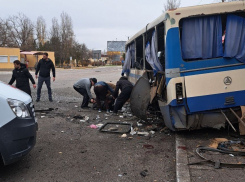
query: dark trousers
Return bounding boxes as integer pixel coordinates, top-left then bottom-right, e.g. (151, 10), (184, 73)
(37, 76), (52, 99)
(73, 86), (89, 107)
(113, 87), (132, 113)
(94, 85), (109, 110)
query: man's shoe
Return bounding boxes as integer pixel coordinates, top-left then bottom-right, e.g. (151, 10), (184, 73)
(49, 98), (53, 102)
(36, 99), (40, 102)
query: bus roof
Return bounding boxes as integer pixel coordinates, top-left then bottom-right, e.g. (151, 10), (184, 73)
(126, 1), (245, 45)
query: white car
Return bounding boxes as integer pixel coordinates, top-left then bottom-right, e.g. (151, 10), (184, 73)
(0, 81), (37, 165)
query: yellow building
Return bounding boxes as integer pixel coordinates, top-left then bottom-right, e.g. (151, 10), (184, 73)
(20, 51), (55, 68)
(0, 47), (20, 70)
(0, 47), (55, 70)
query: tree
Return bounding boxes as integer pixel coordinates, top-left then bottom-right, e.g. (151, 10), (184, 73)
(36, 16), (47, 49)
(60, 12), (74, 65)
(0, 18), (13, 47)
(164, 0), (181, 11)
(7, 13), (34, 50)
(48, 17), (61, 64)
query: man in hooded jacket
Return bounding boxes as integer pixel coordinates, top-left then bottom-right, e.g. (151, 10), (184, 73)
(113, 76), (133, 114)
(9, 60), (36, 96)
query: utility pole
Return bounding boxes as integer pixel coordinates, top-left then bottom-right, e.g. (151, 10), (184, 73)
(222, 0), (225, 2)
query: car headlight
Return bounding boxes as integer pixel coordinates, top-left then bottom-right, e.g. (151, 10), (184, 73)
(7, 99), (30, 118)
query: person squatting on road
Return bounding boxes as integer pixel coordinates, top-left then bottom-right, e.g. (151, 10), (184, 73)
(9, 60), (36, 96)
(73, 78), (97, 108)
(113, 76), (133, 114)
(94, 81), (115, 113)
(35, 52), (56, 102)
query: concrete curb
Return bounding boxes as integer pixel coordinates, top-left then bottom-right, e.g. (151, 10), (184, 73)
(176, 134), (191, 182)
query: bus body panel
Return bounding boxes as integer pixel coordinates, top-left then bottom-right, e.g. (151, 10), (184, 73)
(185, 68), (245, 113)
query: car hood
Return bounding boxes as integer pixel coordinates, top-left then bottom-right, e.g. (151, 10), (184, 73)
(0, 81), (32, 105)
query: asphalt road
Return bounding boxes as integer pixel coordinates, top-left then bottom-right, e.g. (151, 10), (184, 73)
(0, 66), (176, 182)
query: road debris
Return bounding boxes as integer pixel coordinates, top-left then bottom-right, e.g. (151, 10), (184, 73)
(99, 122), (132, 133)
(41, 116), (45, 118)
(73, 115), (84, 119)
(140, 170), (148, 177)
(137, 122), (143, 127)
(130, 127), (137, 135)
(89, 124), (98, 129)
(96, 123), (104, 128)
(138, 132), (150, 137)
(121, 134), (127, 138)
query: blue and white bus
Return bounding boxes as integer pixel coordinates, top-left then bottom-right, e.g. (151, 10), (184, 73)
(123, 1), (245, 131)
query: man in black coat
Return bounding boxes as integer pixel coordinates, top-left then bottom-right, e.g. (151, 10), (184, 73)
(9, 60), (36, 96)
(113, 76), (133, 114)
(35, 52), (56, 102)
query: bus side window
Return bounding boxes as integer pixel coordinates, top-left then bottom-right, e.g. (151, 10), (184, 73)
(135, 36), (144, 70)
(157, 22), (165, 70)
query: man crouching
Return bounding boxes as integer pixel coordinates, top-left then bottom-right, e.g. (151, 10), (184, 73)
(73, 78), (97, 108)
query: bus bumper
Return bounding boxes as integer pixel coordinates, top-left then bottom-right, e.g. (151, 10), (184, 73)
(0, 117), (37, 165)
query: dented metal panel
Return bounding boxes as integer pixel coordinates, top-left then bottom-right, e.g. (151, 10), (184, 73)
(130, 77), (151, 120)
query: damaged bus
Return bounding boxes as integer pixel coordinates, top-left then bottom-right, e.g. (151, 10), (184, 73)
(123, 1), (245, 131)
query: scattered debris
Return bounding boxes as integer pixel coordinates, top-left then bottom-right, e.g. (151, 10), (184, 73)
(80, 120), (86, 123)
(137, 122), (143, 127)
(85, 116), (89, 121)
(119, 115), (124, 118)
(80, 150), (87, 153)
(99, 122), (132, 133)
(209, 138), (228, 149)
(61, 131), (65, 133)
(96, 124), (104, 128)
(96, 115), (100, 120)
(130, 127), (137, 135)
(73, 115), (84, 119)
(138, 132), (150, 137)
(41, 116), (45, 118)
(108, 127), (118, 131)
(121, 134), (127, 138)
(140, 170), (148, 177)
(74, 105), (78, 108)
(89, 124), (98, 129)
(229, 154), (234, 157)
(149, 131), (155, 135)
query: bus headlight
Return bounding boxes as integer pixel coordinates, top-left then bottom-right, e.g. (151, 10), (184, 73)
(7, 99), (30, 118)
(176, 83), (183, 104)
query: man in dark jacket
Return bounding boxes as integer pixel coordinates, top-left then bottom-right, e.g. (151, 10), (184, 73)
(94, 81), (115, 113)
(113, 76), (133, 114)
(9, 60), (36, 96)
(73, 78), (97, 108)
(35, 52), (55, 102)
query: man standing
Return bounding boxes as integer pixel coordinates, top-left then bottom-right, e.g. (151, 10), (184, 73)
(113, 76), (133, 114)
(35, 53), (55, 102)
(94, 81), (114, 113)
(73, 78), (97, 108)
(9, 60), (36, 96)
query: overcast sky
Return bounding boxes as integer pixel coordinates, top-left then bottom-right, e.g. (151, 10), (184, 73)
(0, 0), (220, 51)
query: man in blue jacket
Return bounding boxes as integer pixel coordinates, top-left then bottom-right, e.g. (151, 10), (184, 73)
(94, 81), (115, 113)
(35, 53), (55, 102)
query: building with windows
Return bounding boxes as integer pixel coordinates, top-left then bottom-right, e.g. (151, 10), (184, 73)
(0, 47), (55, 70)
